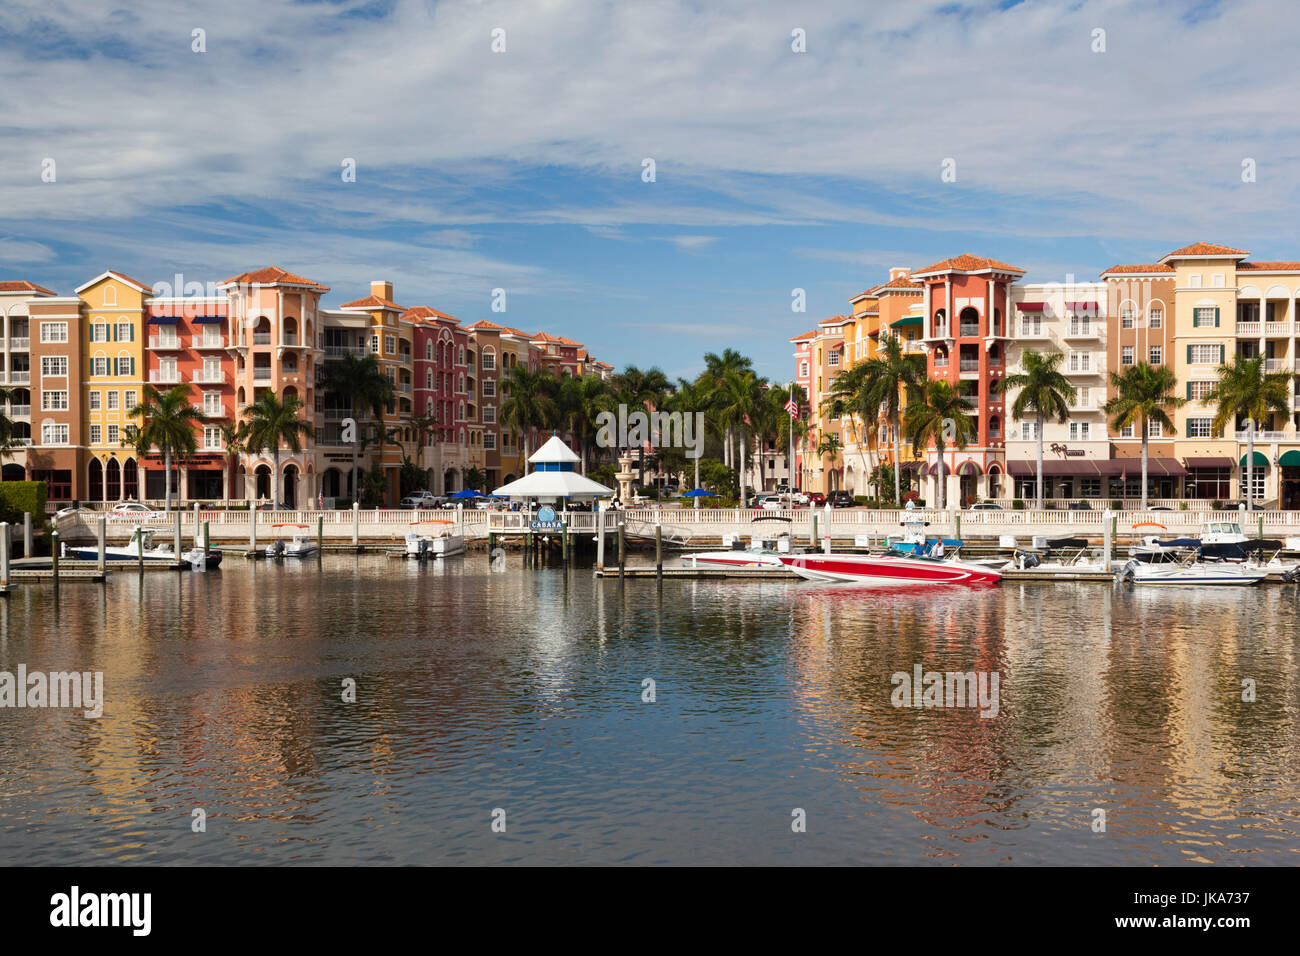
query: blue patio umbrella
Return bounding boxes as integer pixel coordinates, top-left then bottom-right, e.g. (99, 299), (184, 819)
(679, 488), (717, 497)
(450, 489), (484, 498)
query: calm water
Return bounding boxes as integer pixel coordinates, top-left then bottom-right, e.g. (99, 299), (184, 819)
(2, 553), (1299, 865)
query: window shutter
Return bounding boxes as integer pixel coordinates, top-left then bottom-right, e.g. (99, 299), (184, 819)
(111, 324), (117, 342)
(1214, 307), (1220, 327)
(1186, 344), (1192, 364)
(1219, 345), (1225, 364)
(1186, 382), (1192, 400)
(130, 357), (135, 376)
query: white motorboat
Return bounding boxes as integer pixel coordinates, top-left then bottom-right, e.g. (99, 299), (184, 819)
(267, 527), (319, 558)
(65, 528), (222, 568)
(779, 549), (1001, 585)
(681, 531), (799, 571)
(1120, 546), (1267, 585)
(405, 519), (465, 558)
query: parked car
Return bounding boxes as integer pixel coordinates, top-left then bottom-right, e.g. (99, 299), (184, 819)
(53, 506), (87, 520)
(758, 495), (787, 511)
(969, 501), (1003, 511)
(110, 502), (155, 518)
(806, 492), (826, 506)
(828, 490), (855, 508)
(400, 491), (443, 509)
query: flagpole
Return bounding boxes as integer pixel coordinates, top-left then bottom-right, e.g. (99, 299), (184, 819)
(788, 380), (795, 492)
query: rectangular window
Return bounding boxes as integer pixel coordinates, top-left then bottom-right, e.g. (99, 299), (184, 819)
(1069, 421), (1090, 441)
(41, 356), (68, 376)
(107, 391), (119, 410)
(370, 335), (379, 354)
(484, 432), (497, 450)
(1068, 351), (1091, 371)
(41, 423), (70, 444)
(116, 356), (132, 376)
(204, 425), (222, 449)
(481, 351), (495, 370)
(1147, 420), (1162, 438)
(1020, 421), (1038, 440)
(1187, 418), (1212, 438)
(1212, 273), (1225, 288)
(1189, 344), (1220, 364)
(107, 424), (119, 445)
(1149, 346), (1162, 364)
(1019, 316), (1041, 336)
(89, 391), (101, 411)
(40, 322), (68, 343)
(1120, 424), (1134, 438)
(123, 390), (136, 411)
(1193, 307), (1217, 328)
(1121, 345), (1134, 365)
(1120, 309), (1134, 329)
(92, 356), (109, 376)
(91, 324), (108, 343)
(89, 425), (101, 445)
(1189, 381), (1214, 401)
(482, 380), (496, 397)
(116, 322), (133, 342)
(828, 350), (841, 367)
(483, 406), (496, 424)
(203, 391), (222, 416)
(384, 335), (396, 355)
(1188, 273), (1202, 288)
(458, 347), (465, 365)
(41, 390), (68, 411)
(1148, 308), (1162, 328)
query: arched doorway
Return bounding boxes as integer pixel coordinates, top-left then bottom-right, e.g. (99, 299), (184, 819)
(957, 461), (980, 506)
(255, 464), (272, 502)
(88, 458), (103, 503)
(444, 469), (457, 493)
(322, 467), (342, 498)
(123, 458), (139, 500)
(987, 464), (1002, 501)
(0, 464), (24, 481)
(105, 457), (121, 501)
(283, 464), (298, 508)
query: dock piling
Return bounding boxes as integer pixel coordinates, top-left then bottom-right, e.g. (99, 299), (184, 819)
(811, 514), (818, 546)
(97, 514), (107, 573)
(352, 502), (360, 547)
(655, 522), (662, 574)
(1, 522), (9, 589)
(23, 512), (32, 559)
(250, 505), (257, 551)
(51, 531), (60, 589)
(562, 521), (570, 563)
(317, 515), (324, 552)
(173, 510), (183, 564)
(617, 521), (625, 576)
(596, 505), (606, 570)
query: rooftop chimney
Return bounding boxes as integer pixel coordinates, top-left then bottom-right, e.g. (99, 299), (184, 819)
(889, 267), (910, 281)
(370, 280), (394, 301)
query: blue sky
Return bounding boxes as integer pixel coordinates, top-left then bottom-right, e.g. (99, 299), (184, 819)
(2, 0), (1297, 382)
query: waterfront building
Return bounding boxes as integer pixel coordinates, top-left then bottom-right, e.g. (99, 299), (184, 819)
(406, 306), (470, 495)
(789, 328), (816, 491)
(0, 281), (49, 479)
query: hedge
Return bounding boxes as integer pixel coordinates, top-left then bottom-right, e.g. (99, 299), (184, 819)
(0, 481), (47, 522)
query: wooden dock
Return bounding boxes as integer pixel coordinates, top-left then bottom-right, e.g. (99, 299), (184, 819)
(595, 567), (797, 579)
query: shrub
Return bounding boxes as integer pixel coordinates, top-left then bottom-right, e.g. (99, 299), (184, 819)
(1012, 499), (1024, 510)
(1179, 501), (1188, 511)
(1110, 500), (1123, 511)
(854, 495), (870, 506)
(1212, 500), (1223, 510)
(0, 481), (47, 522)
(1045, 501), (1057, 509)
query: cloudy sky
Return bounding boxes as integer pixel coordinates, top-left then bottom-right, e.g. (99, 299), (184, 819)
(1, 0), (1296, 380)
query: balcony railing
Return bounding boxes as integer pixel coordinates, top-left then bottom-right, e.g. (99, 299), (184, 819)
(1018, 324), (1049, 338)
(1235, 430), (1288, 441)
(252, 333), (272, 345)
(192, 369), (226, 384)
(149, 335), (182, 349)
(9, 404), (30, 416)
(1266, 322), (1295, 336)
(253, 367), (272, 381)
(1265, 358), (1291, 373)
(284, 334), (299, 346)
(150, 369), (182, 384)
(1065, 324), (1098, 338)
(958, 325), (980, 337)
(8, 337), (28, 350)
(1237, 321), (1261, 335)
(7, 371), (30, 384)
(399, 382), (412, 394)
(959, 359), (980, 372)
(323, 345), (368, 359)
(194, 335), (226, 349)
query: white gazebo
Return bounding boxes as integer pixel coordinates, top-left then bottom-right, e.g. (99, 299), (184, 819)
(491, 435), (614, 502)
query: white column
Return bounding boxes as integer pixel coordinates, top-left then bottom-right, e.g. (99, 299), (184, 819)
(923, 283), (932, 339)
(986, 278), (994, 336)
(945, 281), (953, 339)
(278, 290), (285, 347)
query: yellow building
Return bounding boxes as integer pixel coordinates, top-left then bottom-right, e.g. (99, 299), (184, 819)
(75, 271), (150, 503)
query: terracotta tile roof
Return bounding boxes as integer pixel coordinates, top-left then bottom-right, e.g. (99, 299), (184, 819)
(818, 314), (852, 327)
(401, 305), (461, 324)
(221, 266), (330, 292)
(865, 275), (924, 294)
(912, 254), (1025, 276)
(465, 320), (505, 332)
(789, 329), (818, 342)
(1236, 261), (1300, 272)
(1162, 242), (1249, 260)
(0, 280), (55, 295)
(340, 294), (405, 311)
(1101, 263), (1175, 275)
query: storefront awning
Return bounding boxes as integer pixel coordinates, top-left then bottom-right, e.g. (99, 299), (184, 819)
(1064, 301), (1099, 311)
(1240, 451), (1270, 468)
(897, 460), (923, 472)
(147, 315), (179, 324)
(1184, 456), (1234, 469)
(1008, 458), (1187, 477)
(193, 314), (224, 324)
(1016, 302), (1045, 311)
(1279, 450), (1300, 467)
(890, 314), (922, 328)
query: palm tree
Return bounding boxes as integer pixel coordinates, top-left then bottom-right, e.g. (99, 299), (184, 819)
(242, 390), (313, 507)
(1103, 363), (1186, 511)
(1205, 355), (1295, 507)
(668, 377), (713, 502)
(558, 373), (611, 473)
(0, 385), (20, 482)
(996, 350), (1074, 509)
(904, 380), (977, 510)
(699, 349), (753, 468)
(319, 352), (392, 500)
(714, 369), (762, 503)
(218, 420), (247, 508)
(614, 365), (672, 484)
(499, 365), (560, 461)
(126, 384), (206, 512)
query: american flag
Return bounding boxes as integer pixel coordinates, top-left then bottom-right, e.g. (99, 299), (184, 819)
(784, 397), (799, 416)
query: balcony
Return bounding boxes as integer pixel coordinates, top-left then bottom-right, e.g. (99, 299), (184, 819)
(150, 369), (182, 384)
(9, 404), (30, 417)
(253, 367), (273, 382)
(322, 407), (351, 420)
(399, 382), (412, 394)
(959, 359), (980, 372)
(903, 340), (925, 354)
(149, 335), (182, 350)
(7, 371), (30, 384)
(323, 345), (367, 360)
(194, 335), (226, 349)
(1237, 321), (1261, 335)
(1235, 430), (1288, 441)
(252, 333), (272, 345)
(958, 325), (980, 338)
(1066, 362), (1101, 376)
(1017, 324), (1050, 339)
(1266, 322), (1295, 337)
(192, 369), (227, 384)
(8, 337), (28, 350)
(1068, 397), (1099, 411)
(284, 334), (299, 346)
(1265, 358), (1293, 373)
(1064, 323), (1100, 339)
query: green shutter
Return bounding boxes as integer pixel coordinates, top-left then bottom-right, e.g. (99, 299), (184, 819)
(1186, 382), (1192, 400)
(1214, 307), (1220, 327)
(129, 357), (135, 376)
(1186, 344), (1192, 364)
(111, 324), (117, 342)
(1219, 345), (1225, 364)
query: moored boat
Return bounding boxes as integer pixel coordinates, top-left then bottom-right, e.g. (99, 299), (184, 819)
(65, 528), (222, 568)
(1120, 546), (1267, 585)
(779, 549), (1001, 585)
(267, 526), (319, 558)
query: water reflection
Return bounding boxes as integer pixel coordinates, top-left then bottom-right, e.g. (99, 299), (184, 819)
(0, 559), (1296, 865)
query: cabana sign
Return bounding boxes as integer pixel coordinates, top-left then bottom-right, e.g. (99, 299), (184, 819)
(531, 505), (563, 531)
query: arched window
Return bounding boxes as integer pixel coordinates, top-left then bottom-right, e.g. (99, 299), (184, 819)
(425, 341), (433, 361)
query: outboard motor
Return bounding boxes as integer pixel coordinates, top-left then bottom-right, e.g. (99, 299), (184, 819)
(1119, 558), (1138, 583)
(418, 537), (430, 559)
(271, 539), (285, 558)
(1022, 553), (1041, 569)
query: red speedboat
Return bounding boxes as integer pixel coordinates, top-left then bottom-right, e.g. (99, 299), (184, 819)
(779, 550), (1001, 585)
